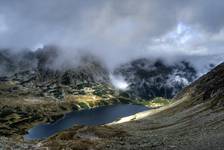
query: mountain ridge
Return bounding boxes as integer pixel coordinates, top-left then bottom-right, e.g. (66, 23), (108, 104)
(0, 48), (198, 101)
(114, 58), (197, 100)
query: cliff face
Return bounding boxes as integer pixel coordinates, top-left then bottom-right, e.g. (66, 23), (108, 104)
(114, 58), (197, 100)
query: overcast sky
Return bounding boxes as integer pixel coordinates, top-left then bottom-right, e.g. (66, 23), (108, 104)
(0, 0), (224, 71)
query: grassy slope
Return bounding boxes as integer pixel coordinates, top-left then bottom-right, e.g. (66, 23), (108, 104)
(0, 81), (139, 139)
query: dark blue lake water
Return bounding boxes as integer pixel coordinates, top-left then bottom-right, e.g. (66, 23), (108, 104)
(24, 104), (149, 140)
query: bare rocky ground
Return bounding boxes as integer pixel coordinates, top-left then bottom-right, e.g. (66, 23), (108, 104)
(0, 137), (39, 150)
(0, 63), (224, 150)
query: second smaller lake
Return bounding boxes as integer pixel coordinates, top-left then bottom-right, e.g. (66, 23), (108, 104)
(24, 104), (149, 141)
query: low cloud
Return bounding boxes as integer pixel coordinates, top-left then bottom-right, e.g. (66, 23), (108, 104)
(0, 0), (223, 71)
(109, 74), (129, 91)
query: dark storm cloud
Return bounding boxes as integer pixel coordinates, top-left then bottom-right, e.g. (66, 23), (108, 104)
(181, 0), (224, 32)
(0, 0), (223, 70)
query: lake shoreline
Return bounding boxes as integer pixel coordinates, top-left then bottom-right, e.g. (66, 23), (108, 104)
(0, 95), (154, 141)
(24, 104), (149, 141)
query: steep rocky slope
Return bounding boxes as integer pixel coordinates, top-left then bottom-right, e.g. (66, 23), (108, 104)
(42, 62), (224, 150)
(0, 48), (198, 101)
(114, 58), (197, 100)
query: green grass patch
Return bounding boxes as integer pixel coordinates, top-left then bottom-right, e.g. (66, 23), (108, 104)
(78, 102), (90, 109)
(132, 97), (172, 108)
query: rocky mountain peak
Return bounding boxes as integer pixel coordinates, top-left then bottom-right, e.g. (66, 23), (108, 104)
(0, 48), (199, 101)
(114, 58), (197, 100)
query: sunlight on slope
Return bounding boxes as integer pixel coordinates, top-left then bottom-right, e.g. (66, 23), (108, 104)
(109, 95), (190, 125)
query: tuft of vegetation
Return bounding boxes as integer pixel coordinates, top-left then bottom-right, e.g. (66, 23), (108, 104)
(77, 102), (90, 109)
(133, 97), (172, 108)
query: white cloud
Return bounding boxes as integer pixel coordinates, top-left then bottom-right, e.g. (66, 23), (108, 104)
(110, 75), (129, 91)
(0, 15), (8, 32)
(0, 0), (223, 72)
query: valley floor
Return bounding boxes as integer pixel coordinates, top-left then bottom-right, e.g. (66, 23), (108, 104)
(40, 95), (224, 150)
(0, 94), (224, 150)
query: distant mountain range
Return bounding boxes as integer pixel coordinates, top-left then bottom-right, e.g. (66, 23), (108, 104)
(114, 58), (197, 100)
(0, 47), (203, 100)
